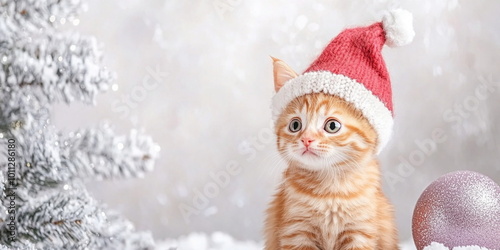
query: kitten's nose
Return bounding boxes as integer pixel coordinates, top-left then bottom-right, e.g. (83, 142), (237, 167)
(301, 138), (314, 147)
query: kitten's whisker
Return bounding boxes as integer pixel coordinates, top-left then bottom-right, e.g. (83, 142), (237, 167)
(261, 152), (287, 180)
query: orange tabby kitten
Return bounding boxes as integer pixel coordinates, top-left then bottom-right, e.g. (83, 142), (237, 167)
(264, 58), (398, 250)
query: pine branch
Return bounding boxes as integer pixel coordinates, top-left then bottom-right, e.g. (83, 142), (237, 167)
(0, 170), (4, 198)
(95, 211), (155, 250)
(0, 171), (6, 224)
(1, 0), (112, 130)
(0, 239), (36, 250)
(0, 32), (114, 129)
(0, 0), (85, 36)
(15, 190), (95, 247)
(63, 124), (159, 181)
(1, 33), (112, 99)
(5, 189), (154, 249)
(1, 122), (158, 248)
(11, 123), (158, 192)
(9, 123), (71, 192)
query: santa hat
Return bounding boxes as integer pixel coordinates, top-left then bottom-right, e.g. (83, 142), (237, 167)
(272, 9), (415, 152)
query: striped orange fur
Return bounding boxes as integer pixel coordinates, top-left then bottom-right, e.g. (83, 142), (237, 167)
(265, 59), (398, 250)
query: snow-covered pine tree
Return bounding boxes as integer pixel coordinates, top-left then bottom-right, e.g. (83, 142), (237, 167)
(0, 0), (159, 249)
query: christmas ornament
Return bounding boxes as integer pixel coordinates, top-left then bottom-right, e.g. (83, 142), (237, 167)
(271, 9), (414, 152)
(412, 170), (500, 250)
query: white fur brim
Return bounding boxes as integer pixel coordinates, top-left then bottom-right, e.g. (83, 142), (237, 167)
(271, 71), (393, 153)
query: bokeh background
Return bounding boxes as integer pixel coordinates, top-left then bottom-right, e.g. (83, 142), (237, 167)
(52, 0), (500, 245)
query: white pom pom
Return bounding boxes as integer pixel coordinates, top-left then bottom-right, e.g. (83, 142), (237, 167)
(382, 9), (415, 47)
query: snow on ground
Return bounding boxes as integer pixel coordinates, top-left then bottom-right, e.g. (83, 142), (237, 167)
(156, 232), (262, 250)
(155, 232), (489, 250)
(423, 242), (490, 250)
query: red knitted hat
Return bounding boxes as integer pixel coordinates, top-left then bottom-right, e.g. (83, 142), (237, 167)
(272, 9), (415, 152)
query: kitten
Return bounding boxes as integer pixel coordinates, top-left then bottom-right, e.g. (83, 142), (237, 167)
(264, 58), (399, 250)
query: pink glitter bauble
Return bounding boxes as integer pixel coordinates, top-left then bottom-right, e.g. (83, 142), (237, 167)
(412, 170), (500, 250)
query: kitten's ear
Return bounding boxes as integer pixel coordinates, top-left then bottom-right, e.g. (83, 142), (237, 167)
(271, 56), (298, 92)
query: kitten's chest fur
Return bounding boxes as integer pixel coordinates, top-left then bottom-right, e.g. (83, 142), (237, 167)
(301, 196), (349, 248)
(281, 166), (379, 249)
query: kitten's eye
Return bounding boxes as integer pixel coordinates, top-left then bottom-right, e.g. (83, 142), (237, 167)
(324, 119), (341, 133)
(288, 118), (302, 133)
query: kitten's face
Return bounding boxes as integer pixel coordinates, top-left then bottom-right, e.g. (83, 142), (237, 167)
(275, 93), (377, 171)
(272, 57), (378, 171)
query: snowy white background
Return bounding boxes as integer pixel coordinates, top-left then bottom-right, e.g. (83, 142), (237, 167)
(52, 0), (500, 247)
